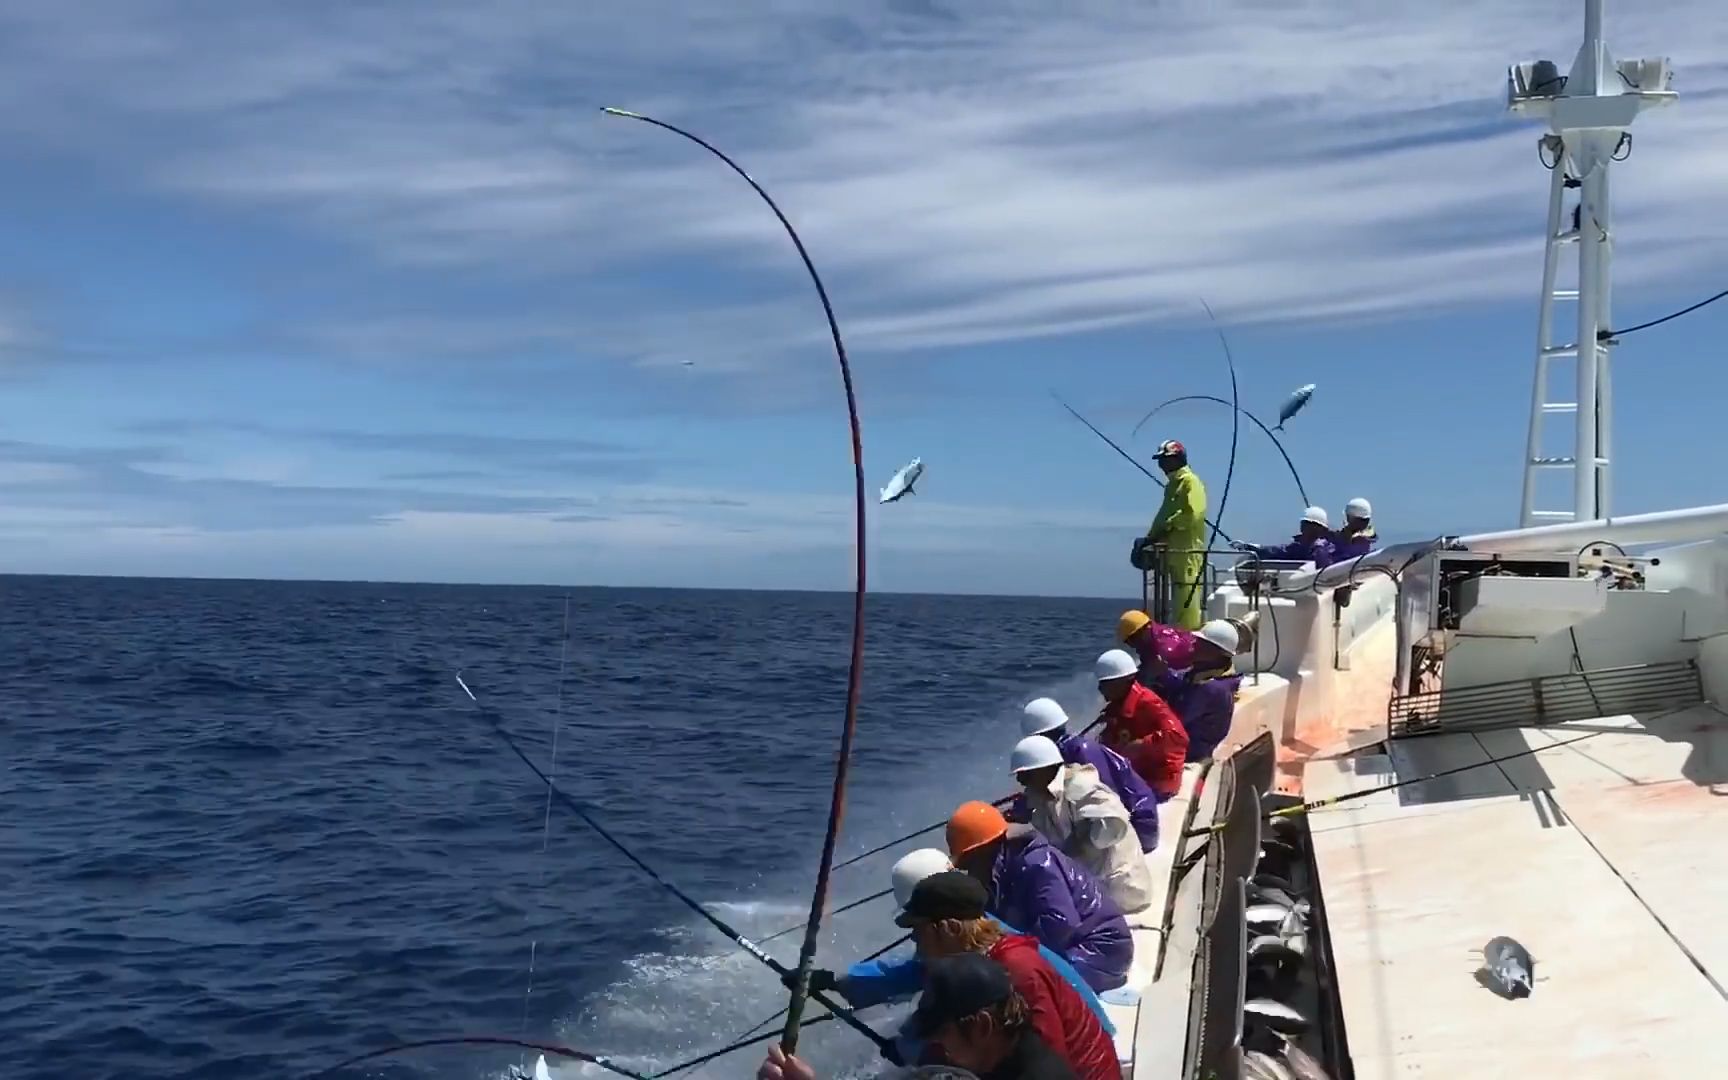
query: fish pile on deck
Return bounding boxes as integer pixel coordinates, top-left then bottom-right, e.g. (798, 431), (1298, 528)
(1238, 815), (1332, 1080)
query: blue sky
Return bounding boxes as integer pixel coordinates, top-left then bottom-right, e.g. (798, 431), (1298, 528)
(1, 0), (1725, 596)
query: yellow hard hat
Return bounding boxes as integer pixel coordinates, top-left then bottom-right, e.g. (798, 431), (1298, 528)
(1117, 610), (1151, 642)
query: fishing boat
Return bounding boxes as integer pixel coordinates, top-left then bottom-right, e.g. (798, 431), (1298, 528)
(519, 4), (1726, 1080)
(1129, 4), (1728, 1076)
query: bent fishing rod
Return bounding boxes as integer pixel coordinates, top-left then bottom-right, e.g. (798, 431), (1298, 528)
(456, 677), (893, 1058)
(1183, 724), (1614, 838)
(1191, 297), (1240, 621)
(601, 106), (869, 1057)
(1131, 394), (1309, 506)
(1049, 391), (1236, 546)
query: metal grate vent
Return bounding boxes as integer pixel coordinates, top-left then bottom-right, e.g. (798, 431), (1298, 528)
(1388, 658), (1702, 738)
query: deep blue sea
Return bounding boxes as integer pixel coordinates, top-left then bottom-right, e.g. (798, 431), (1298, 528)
(1, 577), (1131, 1080)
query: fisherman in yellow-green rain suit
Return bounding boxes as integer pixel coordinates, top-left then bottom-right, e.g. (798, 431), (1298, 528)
(1140, 439), (1208, 630)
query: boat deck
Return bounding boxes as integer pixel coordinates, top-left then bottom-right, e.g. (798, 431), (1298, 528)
(1302, 705), (1728, 1079)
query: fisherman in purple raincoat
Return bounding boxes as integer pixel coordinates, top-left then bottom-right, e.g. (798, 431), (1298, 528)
(947, 802), (1133, 994)
(1232, 506), (1338, 568)
(1331, 497), (1378, 561)
(1145, 620), (1244, 762)
(1018, 698), (1160, 852)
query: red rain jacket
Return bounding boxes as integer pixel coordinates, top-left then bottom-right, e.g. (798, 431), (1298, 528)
(990, 932), (1122, 1080)
(1100, 681), (1188, 799)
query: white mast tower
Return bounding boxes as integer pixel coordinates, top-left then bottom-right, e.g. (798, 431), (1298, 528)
(1510, 0), (1675, 526)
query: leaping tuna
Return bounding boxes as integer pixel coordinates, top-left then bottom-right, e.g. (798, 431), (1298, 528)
(879, 457), (924, 504)
(1273, 384), (1316, 431)
(1481, 935), (1536, 998)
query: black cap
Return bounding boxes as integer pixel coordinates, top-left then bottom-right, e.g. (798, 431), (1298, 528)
(909, 952), (1015, 1037)
(895, 871), (989, 928)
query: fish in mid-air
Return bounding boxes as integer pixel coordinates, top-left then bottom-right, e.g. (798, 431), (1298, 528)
(879, 457), (924, 504)
(1273, 384), (1316, 431)
(1482, 935), (1536, 997)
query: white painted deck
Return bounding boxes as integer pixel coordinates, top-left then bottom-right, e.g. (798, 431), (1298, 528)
(1304, 705), (1728, 1079)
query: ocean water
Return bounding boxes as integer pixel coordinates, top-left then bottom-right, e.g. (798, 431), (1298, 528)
(0, 576), (1129, 1080)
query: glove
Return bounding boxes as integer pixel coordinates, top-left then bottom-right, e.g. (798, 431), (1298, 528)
(780, 968), (839, 995)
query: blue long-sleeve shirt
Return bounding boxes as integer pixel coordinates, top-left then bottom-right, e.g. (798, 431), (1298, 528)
(838, 916), (1117, 1035)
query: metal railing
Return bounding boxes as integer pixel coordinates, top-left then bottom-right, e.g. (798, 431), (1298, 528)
(1387, 657), (1703, 738)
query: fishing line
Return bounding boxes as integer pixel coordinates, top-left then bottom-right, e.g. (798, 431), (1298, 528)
(303, 1035), (654, 1080)
(601, 105), (869, 1057)
(1130, 395), (1309, 506)
(455, 675), (893, 1056)
(518, 596), (574, 1050)
(1049, 392), (1237, 545)
(1183, 724), (1613, 837)
(757, 886), (892, 945)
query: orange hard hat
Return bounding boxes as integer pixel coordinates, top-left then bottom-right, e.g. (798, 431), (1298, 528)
(1117, 610), (1151, 642)
(946, 801), (1008, 857)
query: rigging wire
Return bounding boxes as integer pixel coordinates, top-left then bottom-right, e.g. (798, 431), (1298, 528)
(303, 1036), (655, 1080)
(1600, 286), (1728, 340)
(1129, 394), (1309, 506)
(453, 675), (892, 1056)
(601, 106), (869, 1057)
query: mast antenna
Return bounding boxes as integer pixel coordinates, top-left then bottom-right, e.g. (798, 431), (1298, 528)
(1510, 0), (1675, 526)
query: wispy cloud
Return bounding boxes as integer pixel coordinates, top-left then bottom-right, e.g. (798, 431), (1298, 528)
(2, 1), (1725, 369)
(125, 419), (660, 478)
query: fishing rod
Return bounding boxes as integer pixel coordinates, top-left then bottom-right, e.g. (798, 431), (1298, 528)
(654, 1014), (839, 1079)
(757, 886), (891, 945)
(1183, 725), (1612, 838)
(720, 930), (915, 1064)
(827, 714), (1109, 875)
(1131, 394), (1309, 506)
(455, 676), (893, 1058)
(1050, 391), (1237, 546)
(1191, 298), (1240, 622)
(601, 106), (869, 1057)
(304, 1035), (654, 1080)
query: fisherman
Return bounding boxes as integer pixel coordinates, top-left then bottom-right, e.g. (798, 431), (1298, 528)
(1113, 609), (1195, 678)
(910, 953), (1080, 1080)
(1010, 735), (1153, 915)
(1142, 620), (1244, 762)
(1020, 698), (1160, 852)
(798, 849), (1115, 1040)
(822, 872), (1120, 1080)
(1331, 497), (1378, 560)
(1094, 649), (1188, 800)
(1231, 507), (1338, 568)
(946, 801), (1133, 993)
(1139, 439), (1208, 631)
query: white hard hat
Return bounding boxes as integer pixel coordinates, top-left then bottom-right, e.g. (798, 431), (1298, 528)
(1021, 697), (1068, 736)
(1197, 619), (1240, 655)
(1300, 505), (1330, 528)
(1345, 497), (1372, 521)
(889, 848), (954, 910)
(1095, 649), (1139, 682)
(1010, 735), (1065, 775)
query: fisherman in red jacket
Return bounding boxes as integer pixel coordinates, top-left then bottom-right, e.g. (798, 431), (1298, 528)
(1094, 649), (1188, 800)
(899, 872), (1121, 1080)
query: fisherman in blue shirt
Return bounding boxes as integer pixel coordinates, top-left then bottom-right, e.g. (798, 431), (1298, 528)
(792, 848), (1116, 1061)
(1231, 506), (1338, 568)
